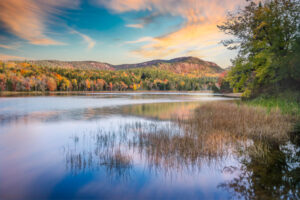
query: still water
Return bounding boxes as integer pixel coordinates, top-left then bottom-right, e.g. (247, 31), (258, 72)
(0, 93), (298, 199)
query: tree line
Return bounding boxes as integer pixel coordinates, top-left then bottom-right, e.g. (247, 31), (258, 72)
(0, 62), (218, 92)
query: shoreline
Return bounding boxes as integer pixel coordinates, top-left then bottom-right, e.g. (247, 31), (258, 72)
(219, 93), (242, 98)
(0, 90), (242, 98)
(0, 90), (214, 95)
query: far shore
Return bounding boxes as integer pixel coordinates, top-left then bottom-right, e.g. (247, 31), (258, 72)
(0, 90), (242, 98)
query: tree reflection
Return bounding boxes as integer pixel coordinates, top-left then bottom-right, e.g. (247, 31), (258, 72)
(218, 141), (300, 199)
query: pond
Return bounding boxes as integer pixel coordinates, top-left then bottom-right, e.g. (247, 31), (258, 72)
(0, 92), (298, 199)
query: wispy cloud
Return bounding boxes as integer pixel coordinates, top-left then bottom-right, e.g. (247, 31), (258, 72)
(0, 53), (26, 60)
(0, 44), (17, 50)
(125, 12), (161, 29)
(0, 0), (79, 45)
(125, 37), (154, 44)
(125, 23), (144, 29)
(71, 30), (96, 49)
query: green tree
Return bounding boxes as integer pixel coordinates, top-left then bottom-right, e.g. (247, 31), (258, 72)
(218, 0), (300, 97)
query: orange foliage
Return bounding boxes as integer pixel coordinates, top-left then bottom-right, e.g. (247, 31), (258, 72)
(55, 73), (62, 81)
(109, 82), (113, 90)
(47, 78), (57, 91)
(85, 79), (91, 89)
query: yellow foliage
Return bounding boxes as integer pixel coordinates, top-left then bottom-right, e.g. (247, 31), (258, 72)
(7, 62), (16, 68)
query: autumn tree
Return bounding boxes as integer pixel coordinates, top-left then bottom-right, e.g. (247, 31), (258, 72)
(0, 73), (6, 91)
(218, 0), (300, 97)
(71, 79), (78, 90)
(85, 79), (91, 90)
(47, 78), (57, 91)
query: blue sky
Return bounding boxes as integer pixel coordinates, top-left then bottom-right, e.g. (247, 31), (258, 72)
(0, 0), (245, 68)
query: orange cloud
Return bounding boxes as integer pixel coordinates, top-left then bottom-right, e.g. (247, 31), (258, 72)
(0, 53), (26, 60)
(0, 0), (79, 45)
(136, 22), (225, 56)
(98, 0), (246, 67)
(71, 30), (96, 49)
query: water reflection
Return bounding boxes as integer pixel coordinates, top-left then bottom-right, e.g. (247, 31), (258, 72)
(63, 114), (299, 199)
(219, 141), (300, 199)
(0, 93), (298, 200)
(0, 93), (230, 125)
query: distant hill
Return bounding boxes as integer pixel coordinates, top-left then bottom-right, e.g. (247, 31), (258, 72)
(24, 60), (114, 70)
(13, 57), (224, 76)
(114, 57), (224, 76)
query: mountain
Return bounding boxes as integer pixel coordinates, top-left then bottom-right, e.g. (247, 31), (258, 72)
(15, 57), (224, 76)
(113, 57), (224, 76)
(25, 60), (114, 70)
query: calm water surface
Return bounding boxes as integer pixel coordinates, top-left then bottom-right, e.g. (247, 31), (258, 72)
(0, 93), (298, 199)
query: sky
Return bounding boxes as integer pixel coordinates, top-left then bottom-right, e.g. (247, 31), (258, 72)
(0, 0), (247, 68)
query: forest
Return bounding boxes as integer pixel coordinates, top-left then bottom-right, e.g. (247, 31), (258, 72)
(0, 61), (218, 92)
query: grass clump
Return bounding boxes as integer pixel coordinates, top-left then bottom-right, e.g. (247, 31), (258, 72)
(184, 102), (293, 144)
(244, 91), (300, 117)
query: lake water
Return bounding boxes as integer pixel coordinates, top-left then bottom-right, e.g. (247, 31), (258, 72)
(0, 93), (298, 199)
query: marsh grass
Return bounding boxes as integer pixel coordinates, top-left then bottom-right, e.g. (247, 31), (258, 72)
(134, 130), (243, 172)
(64, 101), (295, 176)
(64, 121), (242, 176)
(181, 102), (294, 144)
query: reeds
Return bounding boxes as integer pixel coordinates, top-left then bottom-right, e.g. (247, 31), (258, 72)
(180, 102), (293, 144)
(64, 101), (294, 175)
